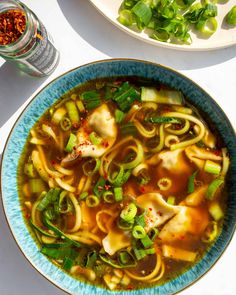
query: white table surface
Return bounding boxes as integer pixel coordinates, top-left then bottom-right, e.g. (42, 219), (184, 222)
(0, 1), (235, 294)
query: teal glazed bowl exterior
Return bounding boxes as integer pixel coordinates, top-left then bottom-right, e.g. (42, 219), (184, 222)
(1, 59), (236, 295)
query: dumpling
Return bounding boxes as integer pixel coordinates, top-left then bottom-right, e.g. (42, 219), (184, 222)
(136, 193), (180, 231)
(102, 227), (131, 256)
(62, 104), (117, 164)
(147, 149), (194, 194)
(159, 206), (209, 244)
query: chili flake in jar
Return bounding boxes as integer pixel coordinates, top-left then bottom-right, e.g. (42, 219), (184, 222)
(0, 9), (26, 45)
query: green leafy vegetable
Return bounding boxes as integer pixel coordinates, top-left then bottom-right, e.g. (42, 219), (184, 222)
(226, 5), (236, 25)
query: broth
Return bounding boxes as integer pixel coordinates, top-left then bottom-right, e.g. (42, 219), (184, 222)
(18, 77), (229, 291)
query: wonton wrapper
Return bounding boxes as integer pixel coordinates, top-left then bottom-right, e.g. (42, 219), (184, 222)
(136, 193), (180, 231)
(102, 227), (131, 256)
(62, 104), (117, 164)
(159, 206), (209, 244)
(147, 149), (194, 194)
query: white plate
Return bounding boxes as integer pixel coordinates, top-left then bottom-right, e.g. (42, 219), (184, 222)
(89, 0), (236, 51)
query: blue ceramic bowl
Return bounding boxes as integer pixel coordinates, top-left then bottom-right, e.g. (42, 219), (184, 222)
(1, 59), (236, 295)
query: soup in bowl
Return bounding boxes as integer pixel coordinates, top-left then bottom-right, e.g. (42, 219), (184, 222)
(1, 59), (236, 295)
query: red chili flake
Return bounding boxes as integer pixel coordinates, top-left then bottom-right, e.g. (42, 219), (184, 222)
(51, 160), (56, 165)
(157, 210), (162, 216)
(104, 184), (111, 190)
(139, 186), (145, 193)
(213, 150), (221, 156)
(127, 285), (134, 290)
(162, 106), (171, 113)
(102, 141), (109, 148)
(0, 9), (26, 45)
(77, 150), (82, 156)
(73, 146), (77, 151)
(149, 207), (153, 211)
(72, 123), (80, 129)
(25, 212), (31, 219)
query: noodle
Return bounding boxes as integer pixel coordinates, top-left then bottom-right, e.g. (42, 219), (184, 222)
(163, 112), (205, 150)
(125, 252), (163, 281)
(66, 193), (81, 233)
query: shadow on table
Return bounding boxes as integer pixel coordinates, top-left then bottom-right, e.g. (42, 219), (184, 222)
(57, 0), (236, 70)
(0, 61), (47, 128)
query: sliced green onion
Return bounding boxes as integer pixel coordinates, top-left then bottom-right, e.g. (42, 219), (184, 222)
(93, 176), (106, 197)
(133, 248), (147, 260)
(51, 107), (67, 124)
(114, 187), (123, 202)
(29, 178), (46, 194)
(86, 100), (101, 110)
(187, 170), (198, 194)
(204, 160), (221, 175)
(65, 100), (80, 125)
(29, 219), (56, 238)
(43, 208), (57, 221)
(115, 109), (126, 123)
(99, 253), (136, 268)
(141, 87), (183, 105)
(132, 1), (152, 26)
(157, 177), (172, 191)
(145, 248), (156, 255)
(117, 218), (134, 230)
(81, 90), (100, 101)
(80, 90), (101, 110)
(103, 191), (115, 203)
(60, 117), (72, 131)
(118, 9), (134, 26)
(43, 217), (81, 248)
(145, 117), (181, 124)
(132, 225), (146, 239)
(134, 211), (146, 228)
(41, 246), (72, 260)
(112, 82), (140, 112)
(58, 191), (73, 214)
(118, 250), (136, 267)
(108, 164), (124, 184)
(65, 133), (77, 152)
(82, 158), (101, 176)
(85, 251), (98, 268)
(196, 17), (217, 35)
(120, 203), (137, 221)
(206, 178), (224, 200)
(120, 123), (137, 136)
(226, 5), (236, 25)
(148, 228), (159, 241)
(76, 100), (85, 113)
(86, 195), (100, 207)
(202, 221), (218, 243)
(24, 163), (37, 178)
(209, 202), (224, 221)
(79, 191), (89, 200)
(37, 188), (61, 211)
(141, 234), (154, 248)
(152, 29), (170, 42)
(63, 257), (74, 271)
(167, 196), (176, 205)
(89, 132), (102, 145)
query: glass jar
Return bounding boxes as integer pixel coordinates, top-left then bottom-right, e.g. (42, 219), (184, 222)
(0, 0), (60, 77)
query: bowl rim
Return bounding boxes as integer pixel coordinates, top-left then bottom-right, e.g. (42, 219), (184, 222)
(1, 58), (236, 295)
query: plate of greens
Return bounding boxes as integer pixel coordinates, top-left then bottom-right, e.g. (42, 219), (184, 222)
(88, 0), (236, 50)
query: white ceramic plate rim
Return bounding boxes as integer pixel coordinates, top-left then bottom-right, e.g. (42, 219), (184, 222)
(88, 0), (236, 51)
